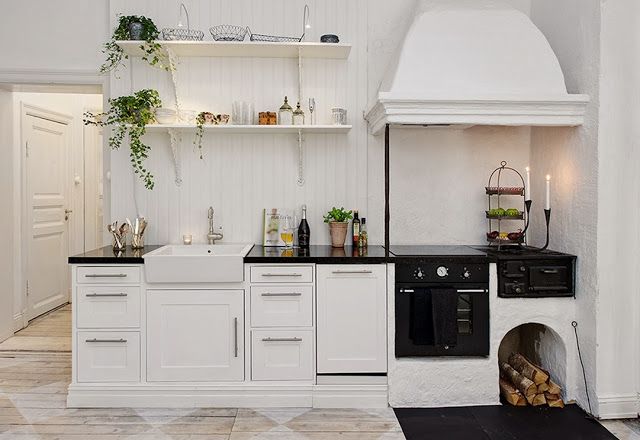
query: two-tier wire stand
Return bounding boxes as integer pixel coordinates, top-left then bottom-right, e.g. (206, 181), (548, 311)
(486, 161), (528, 250)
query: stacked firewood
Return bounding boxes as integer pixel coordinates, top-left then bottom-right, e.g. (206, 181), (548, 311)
(499, 353), (564, 408)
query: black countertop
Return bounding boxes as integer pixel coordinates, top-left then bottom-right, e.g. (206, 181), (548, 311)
(69, 244), (388, 265)
(244, 245), (388, 264)
(68, 245), (164, 264)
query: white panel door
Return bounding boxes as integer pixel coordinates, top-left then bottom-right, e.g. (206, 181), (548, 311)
(317, 265), (387, 374)
(147, 290), (244, 382)
(24, 111), (71, 320)
(252, 329), (313, 381)
(77, 331), (140, 383)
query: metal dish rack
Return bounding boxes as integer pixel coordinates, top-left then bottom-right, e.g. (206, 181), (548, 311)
(486, 161), (527, 249)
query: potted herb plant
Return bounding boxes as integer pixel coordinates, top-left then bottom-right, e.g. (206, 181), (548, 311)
(101, 15), (173, 74)
(84, 89), (162, 190)
(323, 207), (353, 247)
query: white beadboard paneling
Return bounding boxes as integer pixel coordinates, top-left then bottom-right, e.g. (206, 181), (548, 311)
(109, 0), (368, 245)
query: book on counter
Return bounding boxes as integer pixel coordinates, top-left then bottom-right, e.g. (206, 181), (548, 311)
(262, 208), (292, 247)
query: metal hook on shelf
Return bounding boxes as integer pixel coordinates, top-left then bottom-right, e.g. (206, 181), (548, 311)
(178, 3), (190, 30)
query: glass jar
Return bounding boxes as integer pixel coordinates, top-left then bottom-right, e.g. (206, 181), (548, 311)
(292, 102), (305, 125)
(278, 96), (293, 125)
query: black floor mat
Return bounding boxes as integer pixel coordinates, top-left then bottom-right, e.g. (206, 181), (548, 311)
(394, 404), (616, 440)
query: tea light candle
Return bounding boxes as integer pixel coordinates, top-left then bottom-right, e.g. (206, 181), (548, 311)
(545, 175), (551, 210)
(183, 234), (192, 245)
(525, 166), (531, 201)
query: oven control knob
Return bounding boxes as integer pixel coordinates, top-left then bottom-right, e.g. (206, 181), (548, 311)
(463, 269), (471, 279)
(515, 287), (523, 294)
(436, 266), (449, 278)
(520, 266), (526, 272)
(413, 268), (425, 280)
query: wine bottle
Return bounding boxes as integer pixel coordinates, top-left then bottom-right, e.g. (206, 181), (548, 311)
(298, 204), (310, 248)
(352, 210), (360, 246)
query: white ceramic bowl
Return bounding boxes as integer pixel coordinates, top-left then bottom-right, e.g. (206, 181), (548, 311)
(155, 108), (177, 124)
(178, 109), (198, 124)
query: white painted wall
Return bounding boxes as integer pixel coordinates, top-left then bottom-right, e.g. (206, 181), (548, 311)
(594, 0), (640, 419)
(529, 0), (601, 415)
(11, 92), (103, 324)
(0, 90), (14, 341)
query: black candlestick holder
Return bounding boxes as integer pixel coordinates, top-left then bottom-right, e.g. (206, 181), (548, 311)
(541, 208), (551, 250)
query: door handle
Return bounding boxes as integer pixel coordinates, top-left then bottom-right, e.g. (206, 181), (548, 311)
(85, 293), (128, 297)
(540, 269), (560, 274)
(332, 269), (373, 274)
(233, 317), (238, 358)
(85, 338), (127, 343)
(64, 209), (73, 221)
(84, 274), (127, 278)
(261, 273), (302, 277)
(262, 337), (303, 342)
(260, 292), (302, 297)
(456, 289), (488, 293)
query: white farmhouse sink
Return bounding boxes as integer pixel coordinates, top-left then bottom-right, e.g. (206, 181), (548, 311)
(144, 244), (254, 283)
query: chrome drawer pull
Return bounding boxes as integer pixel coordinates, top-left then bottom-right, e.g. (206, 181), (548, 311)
(85, 274), (127, 278)
(85, 293), (128, 297)
(261, 292), (302, 297)
(332, 270), (373, 274)
(261, 273), (303, 277)
(456, 289), (488, 293)
(233, 317), (238, 358)
(85, 338), (127, 343)
(262, 337), (303, 342)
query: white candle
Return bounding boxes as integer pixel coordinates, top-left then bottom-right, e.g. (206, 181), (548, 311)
(545, 175), (551, 210)
(183, 234), (192, 245)
(525, 166), (531, 201)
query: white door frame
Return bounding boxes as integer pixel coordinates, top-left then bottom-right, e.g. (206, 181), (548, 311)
(19, 103), (73, 327)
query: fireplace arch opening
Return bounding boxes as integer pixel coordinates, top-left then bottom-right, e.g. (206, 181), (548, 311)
(498, 322), (567, 406)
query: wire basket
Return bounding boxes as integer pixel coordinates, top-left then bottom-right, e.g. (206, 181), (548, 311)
(162, 28), (205, 41)
(209, 25), (248, 41)
(247, 27), (303, 43)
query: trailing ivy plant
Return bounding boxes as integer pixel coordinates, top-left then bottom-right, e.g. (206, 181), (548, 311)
(84, 89), (162, 190)
(194, 112), (207, 159)
(101, 15), (172, 74)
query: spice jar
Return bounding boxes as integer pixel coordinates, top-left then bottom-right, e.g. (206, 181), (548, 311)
(292, 102), (305, 125)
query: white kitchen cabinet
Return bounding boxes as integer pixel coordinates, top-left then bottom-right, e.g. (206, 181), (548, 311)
(147, 290), (244, 382)
(251, 285), (313, 327)
(316, 265), (387, 374)
(77, 331), (140, 383)
(252, 329), (314, 381)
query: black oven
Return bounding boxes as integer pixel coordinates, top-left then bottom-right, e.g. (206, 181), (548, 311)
(395, 259), (489, 357)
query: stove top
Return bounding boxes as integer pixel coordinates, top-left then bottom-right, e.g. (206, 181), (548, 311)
(388, 245), (488, 257)
(473, 245), (575, 259)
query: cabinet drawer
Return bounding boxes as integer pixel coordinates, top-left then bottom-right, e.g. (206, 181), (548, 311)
(76, 286), (141, 328)
(252, 330), (313, 381)
(77, 266), (140, 284)
(250, 266), (313, 283)
(77, 331), (140, 383)
(251, 286), (312, 327)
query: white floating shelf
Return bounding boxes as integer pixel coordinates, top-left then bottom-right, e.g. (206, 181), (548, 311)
(144, 124), (352, 134)
(117, 40), (351, 59)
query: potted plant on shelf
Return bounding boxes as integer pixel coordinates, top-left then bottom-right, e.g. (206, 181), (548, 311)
(84, 89), (162, 190)
(101, 14), (173, 74)
(323, 207), (353, 248)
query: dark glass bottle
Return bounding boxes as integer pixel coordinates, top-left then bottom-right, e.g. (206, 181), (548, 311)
(352, 210), (360, 246)
(298, 204), (310, 248)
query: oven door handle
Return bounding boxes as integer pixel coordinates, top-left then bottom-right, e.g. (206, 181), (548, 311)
(399, 288), (487, 293)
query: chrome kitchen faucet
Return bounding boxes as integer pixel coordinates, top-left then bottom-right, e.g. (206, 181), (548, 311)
(207, 206), (224, 244)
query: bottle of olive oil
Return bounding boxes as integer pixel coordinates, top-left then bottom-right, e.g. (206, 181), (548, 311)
(358, 218), (368, 248)
(352, 210), (360, 247)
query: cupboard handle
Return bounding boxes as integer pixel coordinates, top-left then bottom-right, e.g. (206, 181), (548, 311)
(85, 293), (128, 297)
(84, 274), (127, 278)
(540, 269), (559, 274)
(85, 338), (127, 343)
(233, 317), (238, 358)
(261, 292), (302, 297)
(332, 270), (373, 274)
(262, 337), (303, 342)
(261, 273), (302, 277)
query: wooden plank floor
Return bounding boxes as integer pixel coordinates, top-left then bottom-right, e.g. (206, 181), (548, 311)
(0, 304), (405, 439)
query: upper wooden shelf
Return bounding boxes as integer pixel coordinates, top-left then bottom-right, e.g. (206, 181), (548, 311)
(117, 40), (351, 59)
(144, 124), (352, 134)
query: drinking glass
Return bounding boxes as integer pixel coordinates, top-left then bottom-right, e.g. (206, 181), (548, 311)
(280, 216), (294, 248)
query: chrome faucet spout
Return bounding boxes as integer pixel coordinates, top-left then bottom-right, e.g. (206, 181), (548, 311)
(207, 206), (223, 244)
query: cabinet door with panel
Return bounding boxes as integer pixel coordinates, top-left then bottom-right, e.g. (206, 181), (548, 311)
(147, 290), (244, 382)
(316, 265), (387, 374)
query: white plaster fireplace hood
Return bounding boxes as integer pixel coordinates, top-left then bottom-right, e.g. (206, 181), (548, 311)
(365, 0), (590, 135)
